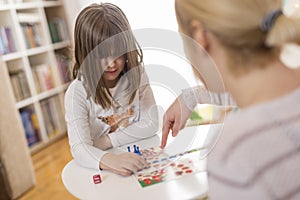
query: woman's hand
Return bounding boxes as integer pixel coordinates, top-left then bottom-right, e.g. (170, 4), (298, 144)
(161, 95), (192, 148)
(100, 152), (147, 176)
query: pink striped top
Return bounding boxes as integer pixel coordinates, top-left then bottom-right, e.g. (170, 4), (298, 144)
(208, 87), (300, 199)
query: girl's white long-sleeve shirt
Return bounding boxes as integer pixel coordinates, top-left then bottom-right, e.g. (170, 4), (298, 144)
(64, 70), (159, 170)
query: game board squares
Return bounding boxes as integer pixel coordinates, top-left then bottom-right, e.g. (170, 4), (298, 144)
(135, 146), (205, 188)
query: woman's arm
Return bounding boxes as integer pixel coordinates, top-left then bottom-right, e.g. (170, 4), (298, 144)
(182, 86), (236, 111)
(161, 86), (236, 148)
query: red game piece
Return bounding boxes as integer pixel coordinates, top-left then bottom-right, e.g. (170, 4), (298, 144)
(152, 175), (158, 179)
(93, 174), (102, 184)
(177, 164), (184, 168)
(185, 170), (193, 174)
(182, 166), (189, 170)
(175, 171), (183, 176)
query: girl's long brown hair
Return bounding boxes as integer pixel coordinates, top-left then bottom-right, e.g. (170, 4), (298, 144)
(72, 3), (143, 109)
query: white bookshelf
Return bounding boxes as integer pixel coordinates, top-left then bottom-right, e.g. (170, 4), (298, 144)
(0, 0), (72, 154)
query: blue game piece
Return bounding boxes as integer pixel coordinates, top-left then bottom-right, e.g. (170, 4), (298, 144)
(133, 145), (142, 156)
(127, 146), (131, 152)
(136, 146), (142, 156)
(133, 145), (138, 153)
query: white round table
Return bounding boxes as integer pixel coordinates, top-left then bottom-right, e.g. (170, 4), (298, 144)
(62, 124), (223, 200)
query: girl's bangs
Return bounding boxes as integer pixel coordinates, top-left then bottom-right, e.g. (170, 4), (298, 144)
(96, 31), (132, 60)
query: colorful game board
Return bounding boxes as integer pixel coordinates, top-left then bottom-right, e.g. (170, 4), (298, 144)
(135, 146), (206, 188)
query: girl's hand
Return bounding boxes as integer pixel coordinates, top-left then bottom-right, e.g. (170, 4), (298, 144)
(99, 152), (147, 176)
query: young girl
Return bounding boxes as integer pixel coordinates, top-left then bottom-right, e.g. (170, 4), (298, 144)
(65, 3), (158, 176)
(162, 0), (300, 198)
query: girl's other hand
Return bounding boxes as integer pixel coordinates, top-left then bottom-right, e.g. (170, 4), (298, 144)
(100, 152), (148, 176)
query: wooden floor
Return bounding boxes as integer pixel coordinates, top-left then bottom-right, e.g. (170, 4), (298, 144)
(18, 136), (77, 200)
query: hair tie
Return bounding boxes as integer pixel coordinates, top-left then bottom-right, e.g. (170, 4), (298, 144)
(280, 43), (300, 69)
(260, 9), (283, 33)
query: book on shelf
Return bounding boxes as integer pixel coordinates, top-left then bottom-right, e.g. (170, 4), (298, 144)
(32, 64), (55, 93)
(48, 18), (69, 43)
(55, 52), (71, 83)
(0, 26), (16, 55)
(9, 70), (31, 102)
(30, 111), (40, 141)
(20, 23), (43, 49)
(18, 71), (31, 98)
(40, 100), (55, 137)
(20, 108), (40, 147)
(31, 24), (42, 47)
(10, 75), (23, 101)
(40, 96), (65, 138)
(18, 12), (43, 48)
(48, 96), (65, 133)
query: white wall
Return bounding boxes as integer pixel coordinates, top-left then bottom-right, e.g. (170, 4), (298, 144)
(62, 0), (80, 40)
(76, 0), (178, 31)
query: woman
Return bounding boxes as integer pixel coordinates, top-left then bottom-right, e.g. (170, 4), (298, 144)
(162, 0), (300, 198)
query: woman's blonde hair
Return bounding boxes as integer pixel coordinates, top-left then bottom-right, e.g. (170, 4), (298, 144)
(72, 3), (143, 109)
(175, 0), (300, 73)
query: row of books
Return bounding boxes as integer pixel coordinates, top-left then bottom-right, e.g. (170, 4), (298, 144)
(0, 0), (8, 4)
(40, 96), (65, 138)
(48, 18), (69, 43)
(0, 26), (16, 55)
(10, 70), (31, 102)
(20, 23), (43, 49)
(19, 96), (66, 147)
(20, 107), (40, 147)
(18, 12), (44, 49)
(56, 52), (71, 83)
(32, 64), (55, 93)
(2, 14), (68, 53)
(9, 53), (70, 100)
(0, 0), (59, 5)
